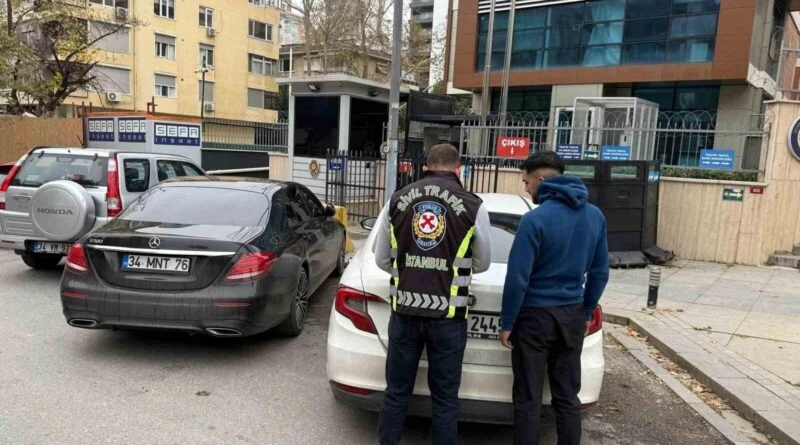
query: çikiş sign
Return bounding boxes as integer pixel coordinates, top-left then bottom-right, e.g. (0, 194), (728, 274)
(496, 136), (529, 159)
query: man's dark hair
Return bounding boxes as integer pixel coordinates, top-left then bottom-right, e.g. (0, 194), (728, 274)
(520, 150), (565, 175)
(426, 144), (460, 169)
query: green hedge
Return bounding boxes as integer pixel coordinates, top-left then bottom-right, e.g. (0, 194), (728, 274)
(661, 167), (759, 183)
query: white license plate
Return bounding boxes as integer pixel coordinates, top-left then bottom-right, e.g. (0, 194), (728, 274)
(467, 313), (501, 340)
(121, 254), (190, 274)
(33, 242), (71, 254)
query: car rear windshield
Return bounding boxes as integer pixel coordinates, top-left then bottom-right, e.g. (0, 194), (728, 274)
(120, 186), (269, 226)
(11, 153), (108, 188)
(488, 213), (520, 264)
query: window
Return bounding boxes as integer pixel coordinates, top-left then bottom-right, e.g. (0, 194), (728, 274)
(92, 65), (131, 94)
(155, 74), (177, 98)
(155, 33), (176, 59)
(248, 20), (273, 41)
(12, 154), (108, 188)
(89, 21), (130, 54)
(280, 58), (291, 72)
(178, 162), (203, 177)
(199, 44), (214, 67)
(476, 0), (719, 71)
(121, 187), (269, 227)
(199, 6), (213, 28)
(124, 159), (150, 193)
(487, 213), (521, 263)
(90, 0), (127, 7)
(249, 54), (275, 75)
(154, 0), (175, 19)
(198, 81), (215, 103)
(248, 88), (278, 109)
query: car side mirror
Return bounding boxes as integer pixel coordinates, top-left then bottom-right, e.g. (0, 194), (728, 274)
(361, 217), (377, 231)
(324, 204), (337, 217)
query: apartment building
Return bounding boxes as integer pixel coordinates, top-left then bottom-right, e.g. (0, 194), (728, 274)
(65, 0), (281, 122)
(443, 0), (800, 165)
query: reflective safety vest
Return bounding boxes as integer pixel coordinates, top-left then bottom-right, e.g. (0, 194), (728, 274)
(388, 170), (483, 319)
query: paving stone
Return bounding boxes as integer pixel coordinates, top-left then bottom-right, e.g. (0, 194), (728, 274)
(714, 378), (795, 411)
(694, 293), (760, 311)
(680, 352), (747, 378)
(675, 304), (750, 335)
(737, 311), (800, 344)
(756, 410), (800, 445)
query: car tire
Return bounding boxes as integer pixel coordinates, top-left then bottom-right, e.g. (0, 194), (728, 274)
(332, 240), (345, 277)
(274, 266), (310, 337)
(21, 252), (62, 270)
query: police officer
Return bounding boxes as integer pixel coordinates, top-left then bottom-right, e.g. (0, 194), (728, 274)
(374, 144), (492, 445)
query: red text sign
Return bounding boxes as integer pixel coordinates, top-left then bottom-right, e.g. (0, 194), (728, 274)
(496, 137), (530, 159)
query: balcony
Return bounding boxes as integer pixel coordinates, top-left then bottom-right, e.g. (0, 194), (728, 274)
(412, 12), (434, 23)
(410, 0), (434, 8)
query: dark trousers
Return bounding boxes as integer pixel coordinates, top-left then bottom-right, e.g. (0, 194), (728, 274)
(511, 304), (585, 445)
(378, 311), (467, 445)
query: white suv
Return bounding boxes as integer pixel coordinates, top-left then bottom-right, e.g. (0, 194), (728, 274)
(0, 147), (204, 269)
(326, 194), (605, 423)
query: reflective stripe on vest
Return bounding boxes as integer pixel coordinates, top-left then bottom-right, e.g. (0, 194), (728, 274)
(390, 224), (399, 311)
(448, 226), (475, 318)
(396, 291), (449, 311)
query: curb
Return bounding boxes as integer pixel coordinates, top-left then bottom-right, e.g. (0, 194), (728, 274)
(606, 324), (764, 445)
(604, 308), (800, 445)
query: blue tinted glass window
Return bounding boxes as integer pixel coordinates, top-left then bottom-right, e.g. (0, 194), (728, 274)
(513, 30), (545, 50)
(622, 42), (666, 64)
(670, 14), (717, 38)
(626, 0), (670, 19)
(511, 50), (543, 69)
(633, 87), (674, 109)
(583, 23), (623, 45)
(544, 48), (580, 68)
(675, 87), (719, 109)
(515, 8), (547, 29)
(667, 39), (714, 62)
(586, 0), (625, 22)
(546, 25), (582, 48)
(548, 3), (585, 26)
(672, 0), (720, 15)
(582, 45), (621, 66)
(624, 18), (669, 43)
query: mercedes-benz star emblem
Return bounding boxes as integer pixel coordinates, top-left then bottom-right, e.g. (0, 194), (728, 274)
(148, 237), (161, 249)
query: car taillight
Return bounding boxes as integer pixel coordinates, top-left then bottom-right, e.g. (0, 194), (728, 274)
(106, 157), (121, 217)
(586, 305), (603, 337)
(334, 285), (384, 334)
(224, 252), (278, 283)
(0, 154), (28, 210)
(65, 243), (89, 275)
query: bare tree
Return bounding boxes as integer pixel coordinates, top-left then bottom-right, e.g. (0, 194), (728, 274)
(402, 13), (446, 88)
(0, 0), (141, 116)
(286, 0), (317, 75)
(309, 0), (353, 74)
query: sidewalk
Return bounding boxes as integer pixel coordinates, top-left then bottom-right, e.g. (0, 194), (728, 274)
(603, 260), (800, 445)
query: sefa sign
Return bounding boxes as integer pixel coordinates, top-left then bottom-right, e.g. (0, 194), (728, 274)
(496, 136), (530, 159)
(787, 117), (800, 161)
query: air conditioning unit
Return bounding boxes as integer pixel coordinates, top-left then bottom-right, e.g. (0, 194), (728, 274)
(115, 7), (128, 20)
(106, 92), (121, 103)
(204, 102), (215, 112)
(206, 28), (217, 37)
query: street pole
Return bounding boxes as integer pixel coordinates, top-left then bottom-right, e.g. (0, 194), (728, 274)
(499, 0), (516, 130)
(479, 0), (496, 155)
(200, 68), (206, 121)
(384, 0), (403, 200)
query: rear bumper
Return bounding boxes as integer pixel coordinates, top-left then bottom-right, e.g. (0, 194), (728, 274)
(61, 270), (293, 337)
(0, 211), (111, 252)
(330, 381), (515, 424)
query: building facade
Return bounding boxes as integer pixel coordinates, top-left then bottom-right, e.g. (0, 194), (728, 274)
(278, 45), (392, 82)
(64, 0), (282, 122)
(444, 0), (800, 166)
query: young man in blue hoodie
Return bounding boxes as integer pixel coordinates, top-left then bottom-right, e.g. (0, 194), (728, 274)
(500, 150), (609, 445)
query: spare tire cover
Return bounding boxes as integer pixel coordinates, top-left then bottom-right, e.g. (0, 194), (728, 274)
(30, 180), (96, 241)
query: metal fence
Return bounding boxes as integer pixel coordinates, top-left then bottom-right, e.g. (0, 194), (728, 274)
(202, 118), (288, 153)
(325, 150), (386, 223)
(457, 110), (767, 171)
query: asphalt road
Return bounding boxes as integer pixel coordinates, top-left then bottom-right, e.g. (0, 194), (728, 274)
(0, 249), (729, 445)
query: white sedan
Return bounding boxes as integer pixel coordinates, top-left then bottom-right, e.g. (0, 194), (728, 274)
(326, 193), (604, 423)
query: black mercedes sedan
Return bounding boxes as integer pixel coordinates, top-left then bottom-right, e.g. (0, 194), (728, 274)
(60, 177), (346, 337)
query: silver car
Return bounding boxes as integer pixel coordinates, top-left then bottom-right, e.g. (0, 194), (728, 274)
(0, 147), (205, 269)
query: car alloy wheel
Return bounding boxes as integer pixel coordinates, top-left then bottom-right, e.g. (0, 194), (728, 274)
(294, 268), (310, 328)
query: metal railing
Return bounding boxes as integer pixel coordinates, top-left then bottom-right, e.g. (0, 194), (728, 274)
(203, 118), (288, 153)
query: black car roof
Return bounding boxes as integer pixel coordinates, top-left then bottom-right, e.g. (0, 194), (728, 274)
(159, 176), (290, 195)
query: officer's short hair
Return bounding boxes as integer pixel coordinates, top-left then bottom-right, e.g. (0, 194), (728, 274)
(426, 144), (460, 169)
(520, 150), (565, 175)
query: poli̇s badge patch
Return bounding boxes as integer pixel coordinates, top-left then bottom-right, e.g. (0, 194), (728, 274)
(412, 201), (447, 251)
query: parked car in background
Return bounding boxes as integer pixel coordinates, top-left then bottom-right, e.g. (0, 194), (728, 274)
(60, 177), (346, 337)
(0, 147), (205, 269)
(0, 162), (14, 184)
(326, 193), (605, 423)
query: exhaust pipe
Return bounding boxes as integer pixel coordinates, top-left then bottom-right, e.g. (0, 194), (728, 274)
(69, 319), (98, 328)
(205, 327), (243, 337)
